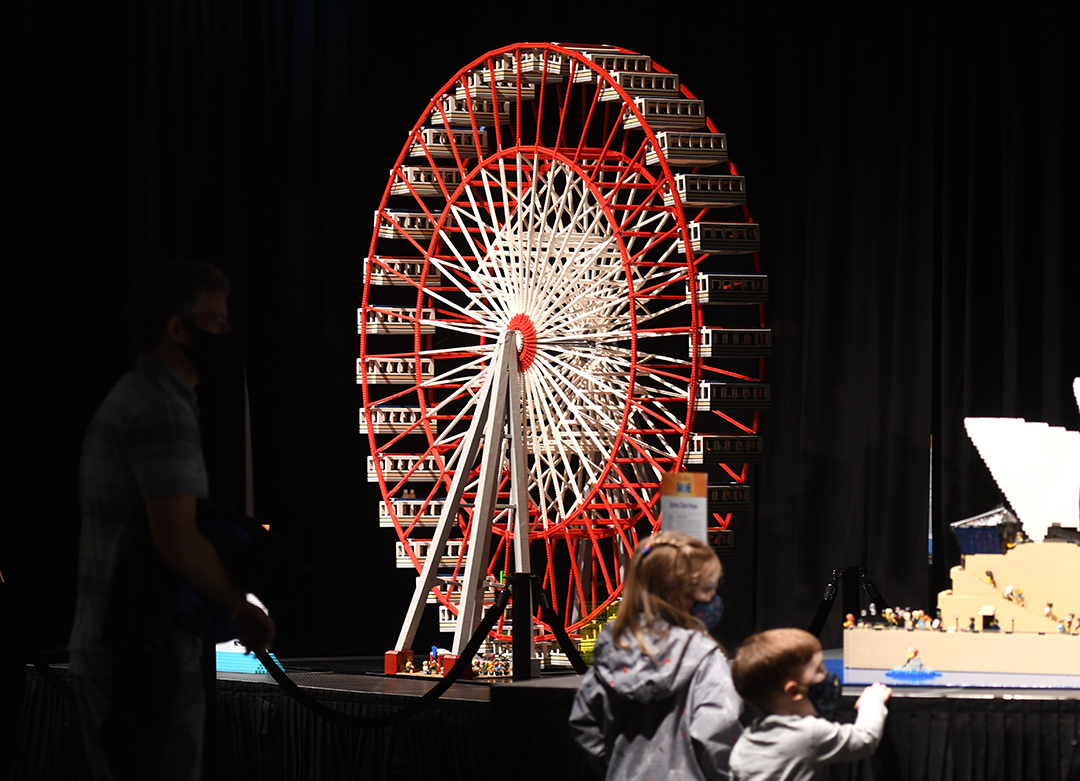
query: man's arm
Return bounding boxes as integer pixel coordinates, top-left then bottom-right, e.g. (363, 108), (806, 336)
(145, 493), (275, 652)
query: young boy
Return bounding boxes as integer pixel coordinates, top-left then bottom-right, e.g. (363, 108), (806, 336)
(729, 628), (891, 780)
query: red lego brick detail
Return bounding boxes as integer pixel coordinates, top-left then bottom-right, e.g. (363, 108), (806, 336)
(440, 653), (474, 679)
(384, 649), (414, 675)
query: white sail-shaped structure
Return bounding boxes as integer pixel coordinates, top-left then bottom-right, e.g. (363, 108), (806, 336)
(964, 379), (1080, 542)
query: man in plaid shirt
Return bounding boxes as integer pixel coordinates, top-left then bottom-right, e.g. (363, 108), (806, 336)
(69, 262), (274, 780)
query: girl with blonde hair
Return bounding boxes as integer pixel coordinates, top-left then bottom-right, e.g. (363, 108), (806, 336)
(569, 530), (742, 780)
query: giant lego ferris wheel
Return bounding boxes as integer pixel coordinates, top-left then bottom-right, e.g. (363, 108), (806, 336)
(359, 43), (768, 657)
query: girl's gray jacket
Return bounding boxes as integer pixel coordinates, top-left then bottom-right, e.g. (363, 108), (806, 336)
(569, 622), (743, 780)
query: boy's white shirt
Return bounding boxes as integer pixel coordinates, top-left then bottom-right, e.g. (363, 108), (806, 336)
(730, 697), (888, 781)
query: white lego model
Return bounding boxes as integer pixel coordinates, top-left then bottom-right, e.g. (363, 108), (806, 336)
(846, 378), (1080, 685)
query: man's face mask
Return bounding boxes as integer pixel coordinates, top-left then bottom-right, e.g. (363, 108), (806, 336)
(180, 323), (242, 385)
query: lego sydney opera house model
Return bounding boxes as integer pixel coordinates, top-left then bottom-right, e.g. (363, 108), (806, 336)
(845, 379), (1080, 686)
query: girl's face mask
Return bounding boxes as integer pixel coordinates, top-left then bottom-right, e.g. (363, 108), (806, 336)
(691, 594), (725, 630)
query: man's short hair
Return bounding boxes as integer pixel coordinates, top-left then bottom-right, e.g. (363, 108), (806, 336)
(126, 262), (230, 350)
(731, 628), (821, 712)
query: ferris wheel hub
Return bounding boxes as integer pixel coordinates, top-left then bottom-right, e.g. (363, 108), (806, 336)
(506, 313), (538, 371)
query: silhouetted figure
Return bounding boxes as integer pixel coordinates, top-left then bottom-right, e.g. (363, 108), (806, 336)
(68, 263), (274, 780)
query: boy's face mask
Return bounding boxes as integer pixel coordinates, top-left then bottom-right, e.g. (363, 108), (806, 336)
(806, 672), (842, 714)
(691, 594), (724, 630)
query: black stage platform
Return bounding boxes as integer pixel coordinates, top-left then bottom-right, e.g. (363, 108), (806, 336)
(11, 657), (1080, 780)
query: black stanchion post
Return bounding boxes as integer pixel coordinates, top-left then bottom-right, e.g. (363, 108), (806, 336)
(511, 572), (532, 681)
(201, 639), (217, 780)
(807, 569), (841, 637)
(841, 567), (862, 624)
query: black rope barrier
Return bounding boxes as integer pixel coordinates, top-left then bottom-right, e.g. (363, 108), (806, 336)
(6, 570), (593, 725)
(252, 586), (512, 727)
(6, 575), (594, 723)
(536, 585), (589, 674)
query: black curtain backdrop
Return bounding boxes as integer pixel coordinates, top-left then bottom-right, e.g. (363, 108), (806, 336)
(3, 2), (1078, 659)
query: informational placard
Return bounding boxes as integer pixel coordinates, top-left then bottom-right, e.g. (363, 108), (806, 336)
(660, 471), (708, 542)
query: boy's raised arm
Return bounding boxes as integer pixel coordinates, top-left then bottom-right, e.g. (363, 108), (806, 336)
(814, 684), (891, 765)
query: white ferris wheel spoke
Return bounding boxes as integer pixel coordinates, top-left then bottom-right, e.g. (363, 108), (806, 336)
(528, 354), (626, 427)
(522, 150), (547, 311)
(415, 353), (492, 393)
(521, 169), (609, 318)
(428, 239), (507, 326)
(623, 428), (682, 463)
(477, 168), (518, 305)
(528, 356), (625, 458)
(523, 372), (601, 508)
(522, 376), (576, 523)
(527, 362), (615, 478)
(630, 395), (688, 431)
(524, 381), (583, 509)
(546, 249), (625, 308)
(455, 184), (515, 320)
(535, 349), (630, 407)
(634, 372), (696, 405)
(521, 158), (562, 317)
(635, 297), (693, 324)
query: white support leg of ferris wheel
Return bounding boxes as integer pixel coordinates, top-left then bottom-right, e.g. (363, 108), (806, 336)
(394, 331), (532, 658)
(393, 342), (499, 652)
(451, 332), (533, 655)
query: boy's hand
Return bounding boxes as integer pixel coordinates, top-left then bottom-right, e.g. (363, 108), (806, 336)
(854, 682), (892, 709)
